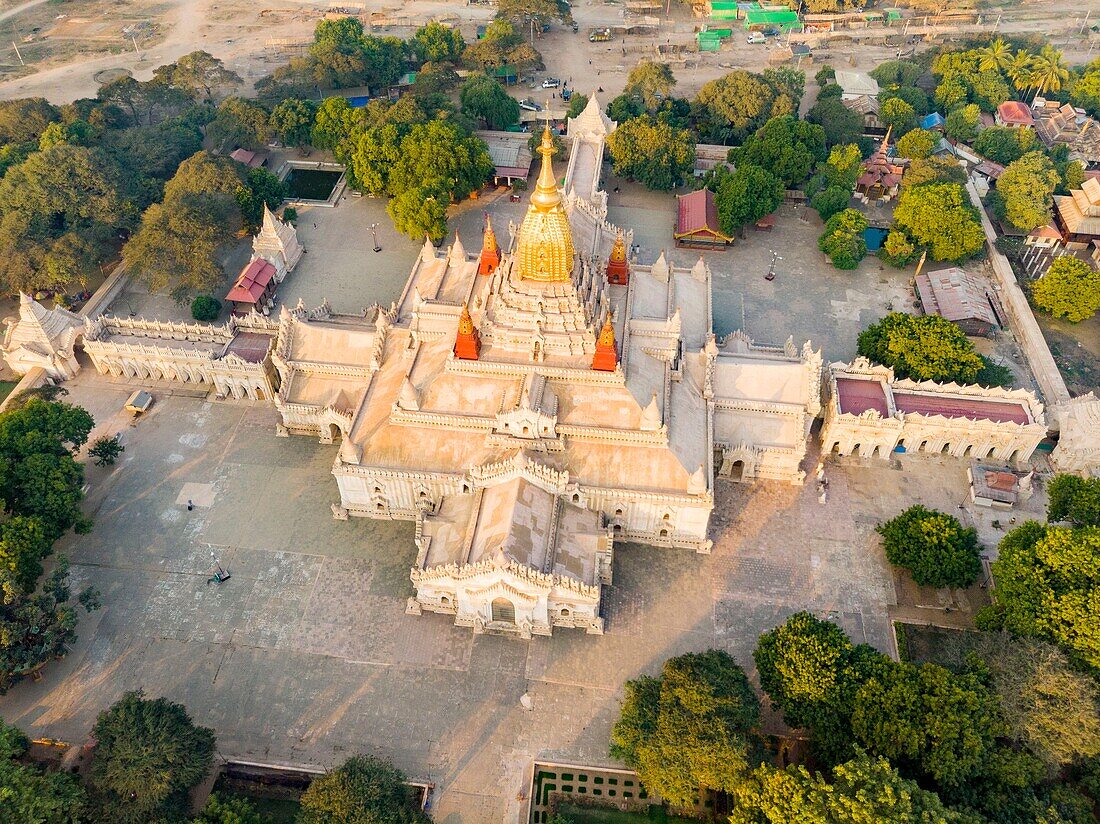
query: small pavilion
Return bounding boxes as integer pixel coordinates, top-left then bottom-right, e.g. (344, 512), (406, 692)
(226, 258), (278, 315)
(673, 188), (732, 249)
(856, 128), (904, 204)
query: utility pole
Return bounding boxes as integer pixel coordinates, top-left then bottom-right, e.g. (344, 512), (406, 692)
(11, 40), (23, 66)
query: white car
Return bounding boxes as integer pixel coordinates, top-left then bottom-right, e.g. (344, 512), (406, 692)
(541, 78), (561, 88)
(518, 99), (542, 112)
(747, 32), (766, 44)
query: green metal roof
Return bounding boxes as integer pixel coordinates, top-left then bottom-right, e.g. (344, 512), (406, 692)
(745, 9), (799, 23)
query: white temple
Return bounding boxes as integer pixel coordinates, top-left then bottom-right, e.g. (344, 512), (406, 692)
(2, 293), (83, 380)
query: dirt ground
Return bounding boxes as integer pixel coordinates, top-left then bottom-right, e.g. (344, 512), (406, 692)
(0, 0), (1096, 104)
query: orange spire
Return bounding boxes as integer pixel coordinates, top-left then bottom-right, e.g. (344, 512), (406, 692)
(454, 303), (481, 360)
(478, 214), (500, 275)
(606, 230), (630, 285)
(591, 314), (618, 371)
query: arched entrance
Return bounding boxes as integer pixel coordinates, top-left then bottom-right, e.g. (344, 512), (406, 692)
(729, 460), (745, 481)
(491, 598), (515, 624)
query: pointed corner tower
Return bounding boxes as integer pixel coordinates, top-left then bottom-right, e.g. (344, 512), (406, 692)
(606, 230), (630, 286)
(478, 214), (501, 276)
(454, 303), (481, 360)
(591, 314), (618, 372)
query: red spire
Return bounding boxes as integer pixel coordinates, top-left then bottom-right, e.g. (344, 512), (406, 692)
(591, 314), (618, 372)
(478, 214), (501, 276)
(454, 303), (481, 360)
(605, 230), (629, 285)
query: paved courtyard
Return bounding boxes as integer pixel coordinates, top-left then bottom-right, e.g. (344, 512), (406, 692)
(0, 364), (987, 823)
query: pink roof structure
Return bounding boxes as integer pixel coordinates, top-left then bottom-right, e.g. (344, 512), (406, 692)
(996, 101), (1034, 128)
(674, 188), (732, 243)
(229, 148), (265, 168)
(892, 391), (1030, 424)
(226, 258), (276, 305)
(835, 377), (889, 416)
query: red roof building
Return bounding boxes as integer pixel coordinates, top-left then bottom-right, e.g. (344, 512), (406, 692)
(229, 148), (266, 168)
(673, 188), (732, 248)
(856, 130), (904, 203)
(995, 101), (1034, 129)
(226, 258), (277, 313)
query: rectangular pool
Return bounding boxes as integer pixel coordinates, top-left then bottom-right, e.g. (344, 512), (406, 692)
(286, 168), (342, 201)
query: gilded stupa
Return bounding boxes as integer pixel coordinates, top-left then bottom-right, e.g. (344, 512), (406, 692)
(514, 127), (576, 283)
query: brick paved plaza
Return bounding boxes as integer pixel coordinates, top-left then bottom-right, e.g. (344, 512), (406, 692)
(0, 187), (1017, 823)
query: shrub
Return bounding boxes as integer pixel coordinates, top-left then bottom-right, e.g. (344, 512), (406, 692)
(88, 435), (124, 467)
(877, 505), (982, 588)
(191, 295), (221, 321)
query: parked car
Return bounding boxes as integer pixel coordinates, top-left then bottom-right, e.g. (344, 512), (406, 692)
(562, 87), (573, 101)
(518, 99), (542, 112)
(764, 27), (781, 37)
(542, 77), (561, 88)
(589, 28), (611, 42)
(571, 21), (579, 32)
(746, 31), (766, 44)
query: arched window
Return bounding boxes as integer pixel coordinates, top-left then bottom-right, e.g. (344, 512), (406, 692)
(491, 598), (515, 624)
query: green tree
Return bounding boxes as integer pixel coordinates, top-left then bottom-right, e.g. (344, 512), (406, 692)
(269, 98), (318, 146)
(1072, 67), (1100, 117)
(730, 115), (826, 187)
(871, 60), (923, 89)
(879, 97), (917, 135)
(978, 38), (1014, 72)
(565, 93), (589, 120)
(237, 167), (286, 232)
(206, 97), (270, 151)
(88, 435), (125, 468)
(0, 719), (88, 823)
(89, 691), (216, 824)
(895, 128), (937, 160)
(0, 97), (60, 144)
(153, 51), (241, 101)
(713, 165), (784, 237)
(311, 97), (365, 156)
(729, 751), (970, 824)
(610, 649), (760, 807)
(607, 115), (695, 190)
(410, 21), (465, 64)
(893, 183), (985, 262)
(0, 515), (52, 596)
(879, 229), (917, 267)
(997, 150), (1060, 231)
(349, 124), (403, 195)
(945, 103), (982, 143)
(989, 522), (1100, 670)
(1029, 45), (1070, 98)
(973, 125), (1040, 165)
(191, 294), (222, 321)
(388, 120), (493, 202)
(624, 60), (676, 112)
(193, 793), (267, 824)
(387, 187), (448, 242)
(1031, 256), (1100, 323)
(1, 559), (99, 693)
(817, 208), (867, 270)
(606, 94), (643, 124)
(102, 117), (205, 208)
(901, 156), (968, 189)
(1048, 475), (1100, 528)
(857, 312), (985, 383)
(976, 635), (1100, 769)
(882, 86), (929, 117)
(459, 73), (520, 130)
(806, 97), (867, 150)
(810, 186), (852, 222)
(692, 71), (776, 144)
(299, 754), (431, 824)
(852, 662), (1004, 787)
(877, 505), (981, 588)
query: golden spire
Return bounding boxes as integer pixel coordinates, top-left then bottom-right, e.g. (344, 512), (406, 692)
(458, 303), (475, 335)
(530, 126), (561, 212)
(514, 124), (576, 283)
(610, 230), (626, 263)
(482, 215), (497, 254)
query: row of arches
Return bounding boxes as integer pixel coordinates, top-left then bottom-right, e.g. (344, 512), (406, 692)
(829, 439), (1023, 463)
(90, 355), (268, 401)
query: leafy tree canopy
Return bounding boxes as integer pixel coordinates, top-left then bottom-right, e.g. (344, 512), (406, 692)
(624, 60), (676, 113)
(871, 60), (923, 89)
(459, 73), (520, 130)
(712, 164), (784, 236)
(990, 522), (1100, 671)
(299, 754), (431, 824)
(857, 312), (985, 384)
(269, 97), (318, 147)
(1048, 475), (1100, 528)
(730, 115), (826, 188)
(902, 156), (968, 190)
(892, 182), (985, 262)
(152, 51), (241, 101)
(607, 115), (695, 191)
(0, 719), (87, 824)
(410, 21), (465, 64)
(817, 208), (867, 270)
(89, 690), (216, 823)
(877, 505), (982, 588)
(0, 97), (60, 144)
(879, 97), (917, 136)
(945, 103), (982, 143)
(692, 71), (780, 144)
(895, 128), (937, 160)
(996, 150), (1060, 231)
(973, 125), (1040, 165)
(1031, 256), (1100, 323)
(807, 97), (868, 152)
(729, 751), (972, 824)
(610, 649), (760, 807)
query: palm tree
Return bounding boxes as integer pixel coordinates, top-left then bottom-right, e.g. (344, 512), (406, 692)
(978, 38), (1013, 73)
(1028, 46), (1070, 100)
(1005, 51), (1035, 95)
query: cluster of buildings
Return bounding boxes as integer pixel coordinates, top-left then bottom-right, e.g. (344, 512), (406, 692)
(3, 94), (1098, 640)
